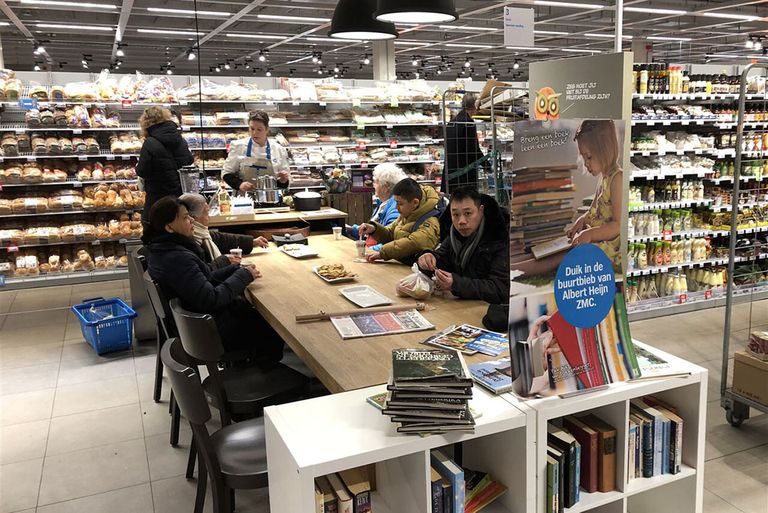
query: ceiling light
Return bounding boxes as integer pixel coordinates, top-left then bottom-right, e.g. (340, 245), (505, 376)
(375, 0), (458, 24)
(746, 39), (755, 49)
(33, 64), (41, 71)
(137, 28), (202, 35)
(116, 46), (124, 57)
(258, 50), (266, 62)
(215, 66), (221, 72)
(513, 60), (520, 70)
(266, 69), (272, 77)
(257, 14), (330, 23)
(329, 0), (398, 41)
(585, 33), (633, 40)
(464, 58), (471, 68)
(116, 59), (122, 65)
(534, 1), (603, 8)
(439, 25), (496, 31)
(562, 48), (600, 53)
(226, 33), (285, 40)
(224, 63), (231, 70)
(22, 0), (115, 8)
(334, 65), (340, 72)
(445, 43), (494, 49)
(701, 12), (759, 21)
(535, 30), (570, 35)
(187, 49), (196, 60)
(412, 57), (419, 66)
(166, 68), (173, 75)
(363, 55), (370, 64)
(35, 43), (45, 54)
(624, 6), (687, 15)
(37, 23), (113, 31)
(647, 36), (692, 42)
(147, 7), (228, 16)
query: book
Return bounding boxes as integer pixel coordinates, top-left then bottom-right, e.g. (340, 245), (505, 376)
(384, 393), (468, 410)
(650, 404), (684, 475)
(465, 480), (507, 513)
(613, 291), (641, 378)
(440, 476), (452, 513)
(326, 473), (353, 513)
(424, 324), (509, 357)
(531, 236), (572, 260)
(630, 408), (654, 478)
(464, 469), (490, 505)
(596, 308), (630, 382)
(632, 346), (692, 380)
(392, 349), (472, 383)
(563, 415), (599, 493)
(547, 312), (603, 390)
(547, 424), (578, 508)
(339, 467), (372, 513)
(315, 481), (325, 513)
(392, 408), (475, 426)
(468, 358), (513, 394)
(331, 309), (434, 339)
(431, 450), (465, 513)
(546, 454), (559, 513)
(316, 476), (338, 513)
(382, 408), (471, 420)
(627, 419), (637, 483)
(547, 445), (565, 513)
(431, 467), (444, 513)
(579, 414), (617, 492)
(631, 399), (663, 477)
(366, 393), (387, 411)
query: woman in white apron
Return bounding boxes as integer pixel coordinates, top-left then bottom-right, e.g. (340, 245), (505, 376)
(222, 110), (291, 192)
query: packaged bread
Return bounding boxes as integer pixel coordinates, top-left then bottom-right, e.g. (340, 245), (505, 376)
(72, 137), (87, 154)
(14, 255), (39, 276)
(40, 107), (54, 125)
(59, 137), (73, 154)
(73, 249), (95, 271)
(25, 109), (42, 128)
(94, 222), (110, 239)
(63, 81), (97, 101)
(51, 85), (65, 102)
(21, 163), (43, 183)
(29, 84), (49, 101)
(60, 223), (96, 242)
(46, 136), (60, 154)
(76, 164), (92, 181)
(5, 79), (21, 100)
(103, 165), (116, 181)
(84, 137), (100, 154)
(54, 107), (67, 126)
(12, 196), (49, 213)
(4, 165), (22, 184)
(49, 190), (84, 210)
(23, 226), (61, 244)
(0, 228), (23, 245)
(90, 106), (108, 128)
(32, 136), (46, 154)
(47, 254), (61, 273)
(17, 134), (31, 152)
(2, 134), (18, 157)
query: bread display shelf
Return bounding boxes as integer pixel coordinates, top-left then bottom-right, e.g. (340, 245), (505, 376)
(633, 93), (768, 101)
(182, 122), (440, 130)
(1, 267), (129, 288)
(0, 237), (138, 250)
(188, 139), (445, 151)
(2, 208), (138, 218)
(0, 152), (139, 161)
(0, 179), (138, 188)
(0, 123), (141, 132)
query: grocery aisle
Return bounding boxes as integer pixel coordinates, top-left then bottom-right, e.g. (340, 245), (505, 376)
(0, 282), (765, 513)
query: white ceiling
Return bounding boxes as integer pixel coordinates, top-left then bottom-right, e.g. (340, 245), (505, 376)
(1, 0), (767, 80)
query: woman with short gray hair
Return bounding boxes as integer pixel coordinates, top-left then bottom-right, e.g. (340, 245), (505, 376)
(347, 163), (407, 251)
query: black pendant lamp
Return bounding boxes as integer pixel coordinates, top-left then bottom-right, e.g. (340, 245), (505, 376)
(329, 0), (399, 41)
(375, 0), (458, 24)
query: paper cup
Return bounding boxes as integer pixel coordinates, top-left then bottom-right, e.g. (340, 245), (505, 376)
(332, 226), (343, 240)
(231, 248), (243, 258)
(355, 240), (366, 258)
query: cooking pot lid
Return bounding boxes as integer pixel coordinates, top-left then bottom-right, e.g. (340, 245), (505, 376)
(294, 191), (321, 199)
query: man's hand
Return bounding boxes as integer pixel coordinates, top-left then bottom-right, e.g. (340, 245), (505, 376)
(276, 171), (290, 183)
(434, 269), (453, 291)
(358, 223), (375, 238)
(239, 181), (254, 192)
(227, 254), (242, 265)
(254, 236), (269, 248)
(365, 251), (381, 263)
(418, 253), (437, 271)
(243, 264), (262, 280)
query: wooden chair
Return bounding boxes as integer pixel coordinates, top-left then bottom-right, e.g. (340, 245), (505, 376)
(161, 338), (268, 513)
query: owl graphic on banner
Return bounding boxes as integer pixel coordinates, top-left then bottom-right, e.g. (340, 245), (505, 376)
(534, 86), (562, 120)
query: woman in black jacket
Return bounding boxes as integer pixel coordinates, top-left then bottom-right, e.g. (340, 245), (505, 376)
(137, 107), (194, 219)
(144, 196), (283, 360)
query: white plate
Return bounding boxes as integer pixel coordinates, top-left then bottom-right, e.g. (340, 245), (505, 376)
(312, 266), (358, 283)
(280, 244), (319, 259)
(339, 286), (393, 308)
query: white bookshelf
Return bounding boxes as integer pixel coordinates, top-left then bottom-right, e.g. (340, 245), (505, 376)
(264, 342), (706, 513)
(264, 384), (535, 513)
(503, 341), (707, 513)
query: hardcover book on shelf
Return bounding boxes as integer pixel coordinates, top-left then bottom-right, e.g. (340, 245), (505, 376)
(562, 415), (599, 493)
(430, 467), (443, 513)
(316, 476), (338, 513)
(315, 482), (324, 513)
(464, 469), (508, 513)
(431, 450), (465, 513)
(547, 445), (565, 513)
(423, 324), (509, 357)
(641, 397), (684, 475)
(339, 467), (372, 513)
(326, 473), (353, 513)
(468, 358), (514, 394)
(547, 424), (580, 508)
(578, 414), (617, 492)
(546, 454), (559, 513)
(629, 409), (654, 478)
(631, 399), (663, 477)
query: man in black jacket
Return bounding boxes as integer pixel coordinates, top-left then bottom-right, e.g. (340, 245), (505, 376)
(443, 93), (485, 193)
(145, 196), (283, 360)
(137, 107), (194, 219)
(418, 187), (509, 329)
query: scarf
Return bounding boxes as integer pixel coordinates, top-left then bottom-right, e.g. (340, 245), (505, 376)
(191, 220), (221, 260)
(449, 216), (486, 272)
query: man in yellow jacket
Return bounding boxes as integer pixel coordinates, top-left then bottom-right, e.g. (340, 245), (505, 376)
(359, 178), (442, 265)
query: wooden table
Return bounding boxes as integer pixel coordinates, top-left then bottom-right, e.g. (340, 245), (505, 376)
(209, 207), (347, 228)
(243, 234), (505, 393)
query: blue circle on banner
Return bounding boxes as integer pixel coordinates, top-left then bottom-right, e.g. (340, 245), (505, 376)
(554, 244), (616, 329)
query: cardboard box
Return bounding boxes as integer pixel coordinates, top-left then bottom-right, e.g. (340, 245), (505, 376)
(732, 352), (768, 406)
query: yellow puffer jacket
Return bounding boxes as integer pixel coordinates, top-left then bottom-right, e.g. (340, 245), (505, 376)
(372, 185), (441, 263)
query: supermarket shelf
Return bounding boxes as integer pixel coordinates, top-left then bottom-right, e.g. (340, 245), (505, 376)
(624, 466), (697, 497)
(712, 226), (768, 237)
(629, 199), (712, 212)
(628, 285), (768, 320)
(189, 140), (444, 152)
(0, 237), (139, 250)
(631, 118), (721, 127)
(1, 99), (458, 108)
(3, 208), (139, 218)
(633, 93), (767, 101)
(0, 152), (139, 161)
(196, 159), (441, 173)
(627, 257), (735, 278)
(705, 175), (764, 184)
(0, 123), (140, 132)
(0, 179), (138, 188)
(629, 229), (712, 243)
(0, 268), (129, 290)
(709, 201), (764, 213)
(630, 148), (720, 157)
(631, 168), (710, 180)
(183, 122), (440, 130)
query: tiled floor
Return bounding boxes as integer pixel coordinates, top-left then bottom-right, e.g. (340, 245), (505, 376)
(0, 281), (766, 513)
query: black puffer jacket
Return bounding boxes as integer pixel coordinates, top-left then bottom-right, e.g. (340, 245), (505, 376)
(204, 231), (256, 269)
(137, 121), (194, 215)
(424, 194), (510, 305)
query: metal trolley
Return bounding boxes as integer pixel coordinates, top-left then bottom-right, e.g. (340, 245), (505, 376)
(721, 62), (768, 427)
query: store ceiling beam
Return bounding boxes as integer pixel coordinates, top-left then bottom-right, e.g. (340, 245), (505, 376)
(0, 0), (52, 63)
(110, 0), (133, 61)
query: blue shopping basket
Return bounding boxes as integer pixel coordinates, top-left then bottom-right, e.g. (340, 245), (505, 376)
(71, 297), (137, 355)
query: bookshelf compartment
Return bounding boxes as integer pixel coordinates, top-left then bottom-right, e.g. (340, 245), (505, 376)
(578, 499), (625, 513)
(372, 453), (431, 513)
(625, 464), (696, 496)
(563, 490), (624, 513)
(626, 475), (698, 513)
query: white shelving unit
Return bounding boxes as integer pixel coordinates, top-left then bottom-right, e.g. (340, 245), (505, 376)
(264, 384), (534, 513)
(264, 343), (707, 513)
(503, 341), (707, 513)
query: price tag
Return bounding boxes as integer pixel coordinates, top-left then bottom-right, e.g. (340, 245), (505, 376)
(390, 97), (399, 108)
(121, 100), (132, 110)
(292, 100), (300, 106)
(658, 151), (666, 156)
(72, 181), (83, 188)
(319, 101), (327, 107)
(356, 141), (367, 150)
(91, 240), (101, 246)
(73, 129), (82, 135)
(182, 126), (191, 131)
(419, 142), (426, 147)
(265, 100), (274, 106)
(15, 129), (25, 135)
(106, 155), (115, 161)
(18, 98), (38, 110)
(663, 230), (673, 242)
(27, 156), (37, 162)
(78, 155), (87, 161)
(678, 293), (688, 304)
(662, 121), (672, 126)
(179, 100), (188, 106)
(7, 245), (18, 253)
(696, 120), (704, 125)
(121, 155), (131, 160)
(385, 124), (393, 129)
(356, 122), (365, 130)
(641, 151), (650, 156)
(360, 161), (369, 169)
(647, 121), (656, 126)
(352, 98), (361, 107)
(389, 140), (398, 149)
(119, 238), (128, 244)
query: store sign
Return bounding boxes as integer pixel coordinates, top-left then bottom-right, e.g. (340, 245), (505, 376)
(529, 52), (631, 120)
(503, 7), (534, 48)
(18, 98), (38, 110)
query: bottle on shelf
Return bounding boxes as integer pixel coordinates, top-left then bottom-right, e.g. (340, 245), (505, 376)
(639, 65), (649, 95)
(681, 71), (690, 94)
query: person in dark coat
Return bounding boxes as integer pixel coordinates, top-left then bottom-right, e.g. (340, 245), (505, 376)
(179, 193), (267, 269)
(144, 196), (283, 361)
(137, 107), (194, 219)
(418, 187), (509, 330)
(443, 93), (485, 193)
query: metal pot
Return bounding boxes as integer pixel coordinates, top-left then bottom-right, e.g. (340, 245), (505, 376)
(255, 175), (277, 189)
(253, 189), (282, 205)
(293, 190), (321, 211)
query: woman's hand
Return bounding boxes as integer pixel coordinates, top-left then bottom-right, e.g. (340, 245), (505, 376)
(418, 253), (437, 272)
(243, 264), (262, 280)
(571, 229), (593, 246)
(227, 254), (242, 265)
(254, 236), (269, 248)
(566, 215), (586, 239)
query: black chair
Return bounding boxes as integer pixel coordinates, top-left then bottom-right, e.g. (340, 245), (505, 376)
(162, 338), (268, 513)
(169, 298), (309, 426)
(142, 271), (177, 403)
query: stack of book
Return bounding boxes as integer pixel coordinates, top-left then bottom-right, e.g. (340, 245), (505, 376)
(546, 414), (618, 513)
(510, 165), (577, 260)
(628, 396), (684, 481)
(431, 449), (508, 513)
(383, 349), (474, 434)
(315, 466), (374, 513)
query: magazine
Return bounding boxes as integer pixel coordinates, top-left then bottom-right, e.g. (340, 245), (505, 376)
(330, 309), (434, 340)
(468, 358), (514, 394)
(424, 324), (509, 356)
(631, 346), (691, 381)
